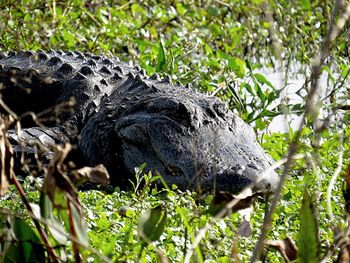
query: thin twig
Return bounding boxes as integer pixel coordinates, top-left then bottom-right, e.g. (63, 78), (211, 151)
(326, 139), (344, 221)
(11, 175), (60, 262)
(320, 219), (350, 263)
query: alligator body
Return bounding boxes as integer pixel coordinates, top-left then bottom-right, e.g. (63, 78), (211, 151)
(0, 50), (278, 193)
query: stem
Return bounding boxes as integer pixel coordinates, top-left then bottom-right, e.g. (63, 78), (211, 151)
(12, 175), (60, 262)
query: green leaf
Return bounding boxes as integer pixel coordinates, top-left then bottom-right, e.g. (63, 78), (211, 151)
(255, 84), (266, 102)
(254, 73), (274, 89)
(40, 194), (66, 244)
(175, 3), (186, 16)
(47, 218), (67, 244)
(208, 6), (220, 17)
(138, 205), (167, 243)
(40, 192), (53, 220)
(297, 189), (319, 263)
(217, 51), (245, 77)
(70, 202), (89, 247)
(229, 57), (245, 78)
(3, 218), (45, 263)
(156, 39), (166, 72)
(241, 83), (254, 96)
(299, 0), (311, 10)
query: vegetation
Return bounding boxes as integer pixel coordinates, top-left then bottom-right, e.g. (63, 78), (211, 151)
(0, 0), (349, 262)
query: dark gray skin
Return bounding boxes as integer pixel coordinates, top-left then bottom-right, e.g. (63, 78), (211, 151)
(0, 50), (278, 193)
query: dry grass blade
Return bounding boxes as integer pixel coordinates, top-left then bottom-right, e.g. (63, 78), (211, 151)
(265, 237), (298, 262)
(0, 118), (14, 196)
(73, 164), (110, 186)
(44, 144), (79, 203)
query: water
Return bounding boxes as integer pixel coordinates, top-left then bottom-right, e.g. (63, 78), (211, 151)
(255, 67), (335, 133)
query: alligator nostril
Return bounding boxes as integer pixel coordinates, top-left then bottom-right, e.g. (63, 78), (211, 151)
(247, 163), (260, 170)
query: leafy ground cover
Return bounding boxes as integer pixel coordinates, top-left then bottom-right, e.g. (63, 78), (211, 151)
(0, 0), (349, 262)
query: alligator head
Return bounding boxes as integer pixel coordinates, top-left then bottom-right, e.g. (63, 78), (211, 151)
(81, 83), (279, 194)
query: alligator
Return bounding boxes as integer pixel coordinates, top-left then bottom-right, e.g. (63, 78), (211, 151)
(0, 50), (278, 193)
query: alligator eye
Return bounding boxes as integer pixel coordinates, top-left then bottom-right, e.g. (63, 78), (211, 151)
(170, 103), (192, 127)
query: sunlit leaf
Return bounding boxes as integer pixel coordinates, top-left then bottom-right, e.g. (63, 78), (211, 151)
(138, 205), (167, 242)
(156, 39), (166, 72)
(3, 218), (45, 263)
(297, 189), (319, 263)
(70, 201), (89, 247)
(40, 192), (53, 220)
(299, 0), (311, 10)
(254, 73), (274, 89)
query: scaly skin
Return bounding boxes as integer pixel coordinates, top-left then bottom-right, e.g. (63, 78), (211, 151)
(0, 50), (278, 193)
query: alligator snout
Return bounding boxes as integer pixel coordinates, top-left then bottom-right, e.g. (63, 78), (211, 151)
(209, 164), (279, 193)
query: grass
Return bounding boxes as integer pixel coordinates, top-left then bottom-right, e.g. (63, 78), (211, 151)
(0, 0), (350, 262)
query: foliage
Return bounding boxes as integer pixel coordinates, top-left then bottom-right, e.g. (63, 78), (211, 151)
(0, 0), (349, 262)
